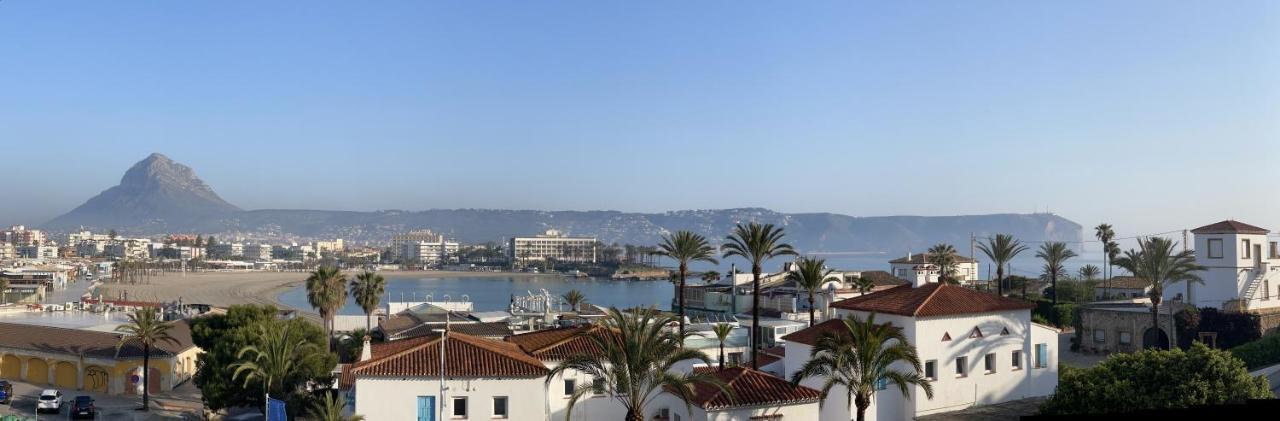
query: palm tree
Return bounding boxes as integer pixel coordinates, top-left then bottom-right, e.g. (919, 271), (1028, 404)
(788, 257), (833, 327)
(0, 277), (8, 305)
(653, 231), (719, 339)
(232, 321), (326, 400)
(711, 323), (735, 370)
(722, 222), (796, 369)
(1078, 264), (1100, 281)
(115, 307), (178, 411)
(926, 243), (960, 284)
(350, 271), (386, 332)
(562, 289), (586, 312)
(701, 270), (721, 285)
(977, 234), (1029, 296)
(1113, 237), (1205, 349)
(549, 308), (728, 421)
(1095, 224), (1117, 295)
(791, 314), (934, 421)
(309, 391), (365, 421)
(306, 266), (348, 347)
(853, 276), (875, 296)
(1036, 242), (1078, 305)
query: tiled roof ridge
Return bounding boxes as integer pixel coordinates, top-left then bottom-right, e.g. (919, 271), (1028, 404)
(911, 283), (947, 316)
(538, 325), (602, 354)
(352, 336), (440, 373)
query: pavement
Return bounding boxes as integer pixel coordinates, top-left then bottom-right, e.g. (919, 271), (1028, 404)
(1057, 331), (1106, 368)
(917, 397), (1046, 421)
(0, 378), (199, 420)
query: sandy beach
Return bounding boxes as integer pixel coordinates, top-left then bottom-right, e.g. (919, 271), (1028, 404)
(97, 270), (560, 315)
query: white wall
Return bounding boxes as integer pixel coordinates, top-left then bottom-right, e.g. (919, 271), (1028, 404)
(354, 377), (545, 421)
(543, 362), (629, 421)
(646, 391), (821, 421)
(1177, 232), (1280, 311)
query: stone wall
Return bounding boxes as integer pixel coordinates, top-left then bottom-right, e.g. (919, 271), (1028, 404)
(1077, 305), (1174, 354)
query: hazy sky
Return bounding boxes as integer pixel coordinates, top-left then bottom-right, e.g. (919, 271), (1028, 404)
(1, 1), (1277, 237)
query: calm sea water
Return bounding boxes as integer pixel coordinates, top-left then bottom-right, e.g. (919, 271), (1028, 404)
(277, 274), (674, 315)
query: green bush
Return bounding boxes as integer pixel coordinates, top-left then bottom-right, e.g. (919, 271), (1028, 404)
(1032, 301), (1078, 328)
(1229, 334), (1280, 370)
(1040, 343), (1272, 415)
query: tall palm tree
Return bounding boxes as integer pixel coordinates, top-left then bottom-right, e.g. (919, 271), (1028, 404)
(711, 323), (735, 370)
(305, 266), (348, 347)
(562, 289), (586, 312)
(549, 308), (728, 421)
(977, 234), (1029, 296)
(0, 277), (8, 304)
(653, 231), (719, 339)
(701, 270), (721, 285)
(1036, 242), (1077, 305)
(1095, 224), (1116, 295)
(1078, 264), (1100, 281)
(722, 222), (796, 369)
(853, 276), (875, 296)
(788, 257), (833, 327)
(926, 243), (960, 284)
(115, 307), (178, 411)
(309, 391), (365, 421)
(790, 314), (934, 421)
(350, 271), (386, 332)
(232, 321), (326, 400)
(1113, 237), (1205, 350)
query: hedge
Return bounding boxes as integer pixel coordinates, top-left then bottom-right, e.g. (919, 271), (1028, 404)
(1229, 334), (1280, 370)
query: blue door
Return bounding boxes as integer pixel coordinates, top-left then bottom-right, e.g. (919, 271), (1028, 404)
(417, 396), (436, 421)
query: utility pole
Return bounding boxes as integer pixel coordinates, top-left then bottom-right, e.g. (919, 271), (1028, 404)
(1183, 229), (1192, 304)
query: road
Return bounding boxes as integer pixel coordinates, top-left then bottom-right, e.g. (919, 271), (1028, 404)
(0, 378), (195, 420)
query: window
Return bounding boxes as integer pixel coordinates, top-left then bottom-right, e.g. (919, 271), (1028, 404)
(875, 377), (888, 391)
(955, 356), (968, 377)
(591, 377), (605, 395)
(563, 379), (575, 396)
(452, 396), (468, 419)
(924, 360), (937, 380)
(941, 332), (952, 341)
(492, 397), (508, 419)
(1265, 280), (1271, 300)
(1208, 239), (1223, 259)
(1200, 332), (1218, 348)
(727, 352), (742, 367)
(1093, 329), (1106, 343)
(984, 353), (996, 374)
(1119, 331), (1132, 345)
(1034, 344), (1048, 368)
(1011, 351), (1021, 370)
(1271, 242), (1278, 259)
(969, 328), (983, 339)
(657, 408), (671, 421)
(1243, 239), (1252, 259)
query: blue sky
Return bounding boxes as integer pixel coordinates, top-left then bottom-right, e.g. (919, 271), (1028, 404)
(1, 1), (1277, 238)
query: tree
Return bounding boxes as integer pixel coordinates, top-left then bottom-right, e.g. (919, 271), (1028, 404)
(722, 222), (796, 369)
(977, 234), (1029, 296)
(1078, 264), (1100, 281)
(712, 323), (735, 370)
(309, 391), (365, 421)
(788, 257), (833, 327)
(562, 289), (586, 312)
(653, 231), (719, 340)
(232, 320), (329, 417)
(548, 308), (728, 421)
(925, 243), (960, 284)
(115, 307), (178, 411)
(700, 270), (721, 285)
(852, 276), (875, 296)
(1040, 343), (1271, 415)
(790, 314), (934, 421)
(1036, 242), (1077, 305)
(1094, 223), (1117, 294)
(349, 271), (386, 332)
(0, 277), (7, 305)
(306, 266), (348, 347)
(1113, 237), (1205, 349)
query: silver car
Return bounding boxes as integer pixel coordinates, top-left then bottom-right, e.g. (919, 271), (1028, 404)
(37, 389), (62, 413)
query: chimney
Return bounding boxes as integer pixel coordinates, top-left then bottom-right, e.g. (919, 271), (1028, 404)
(912, 265), (937, 287)
(359, 335), (372, 362)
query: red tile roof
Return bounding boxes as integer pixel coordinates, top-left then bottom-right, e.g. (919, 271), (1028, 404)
(0, 321), (196, 360)
(831, 283), (1035, 317)
(857, 270), (909, 287)
(504, 325), (617, 361)
(684, 367), (820, 410)
(1191, 220), (1269, 235)
(1098, 276), (1151, 290)
(349, 332), (548, 379)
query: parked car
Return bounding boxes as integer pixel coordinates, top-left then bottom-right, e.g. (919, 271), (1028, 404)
(0, 380), (12, 405)
(36, 389), (62, 413)
(70, 395), (95, 419)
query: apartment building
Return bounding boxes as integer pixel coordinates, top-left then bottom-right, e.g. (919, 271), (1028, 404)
(1, 225), (45, 246)
(507, 230), (596, 264)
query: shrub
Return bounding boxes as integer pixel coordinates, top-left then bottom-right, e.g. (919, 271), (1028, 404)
(1039, 343), (1272, 415)
(1229, 334), (1280, 370)
(1032, 301), (1078, 328)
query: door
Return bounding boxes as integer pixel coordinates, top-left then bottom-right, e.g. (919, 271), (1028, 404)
(1255, 244), (1263, 268)
(417, 396), (436, 421)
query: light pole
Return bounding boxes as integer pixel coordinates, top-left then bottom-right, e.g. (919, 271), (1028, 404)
(434, 328), (447, 421)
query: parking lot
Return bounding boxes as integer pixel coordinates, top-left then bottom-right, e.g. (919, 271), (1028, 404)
(0, 379), (196, 420)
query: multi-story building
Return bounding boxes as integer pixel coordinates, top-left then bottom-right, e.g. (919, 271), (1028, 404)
(2, 225), (45, 246)
(67, 230), (112, 243)
(391, 230), (446, 258)
(508, 230), (596, 264)
(76, 241), (106, 258)
(209, 243), (244, 259)
(313, 239), (344, 255)
(243, 243), (274, 261)
(104, 239), (152, 260)
(400, 235), (460, 264)
(890, 253), (980, 284)
(16, 245), (58, 260)
(0, 243), (16, 260)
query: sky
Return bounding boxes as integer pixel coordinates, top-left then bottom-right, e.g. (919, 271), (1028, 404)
(0, 1), (1277, 241)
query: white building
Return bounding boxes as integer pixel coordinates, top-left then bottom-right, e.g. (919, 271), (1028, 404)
(504, 325), (629, 421)
(16, 245), (58, 260)
(400, 235), (460, 265)
(782, 267), (1058, 421)
(1172, 220), (1280, 314)
(75, 241), (106, 258)
(314, 239), (345, 255)
(2, 225), (45, 246)
(209, 242), (244, 259)
(243, 243), (273, 261)
(647, 367), (821, 421)
(0, 243), (14, 260)
(890, 253), (979, 284)
(104, 239), (151, 260)
(508, 230), (597, 264)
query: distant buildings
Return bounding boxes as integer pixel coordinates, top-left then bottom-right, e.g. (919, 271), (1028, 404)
(209, 242), (244, 259)
(508, 229), (596, 264)
(890, 253), (979, 284)
(243, 243), (273, 260)
(400, 235), (460, 265)
(16, 245), (58, 260)
(1, 225), (45, 246)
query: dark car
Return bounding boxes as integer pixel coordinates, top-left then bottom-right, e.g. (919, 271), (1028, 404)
(0, 380), (12, 405)
(70, 395), (95, 419)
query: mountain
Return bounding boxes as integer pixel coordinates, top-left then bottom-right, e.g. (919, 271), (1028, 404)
(45, 153), (241, 231)
(45, 154), (1083, 251)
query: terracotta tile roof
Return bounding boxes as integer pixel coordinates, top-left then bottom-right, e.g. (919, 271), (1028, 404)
(684, 367), (820, 410)
(1099, 276), (1151, 290)
(0, 321), (196, 360)
(388, 322), (513, 341)
(831, 283), (1035, 317)
(755, 354), (782, 368)
(856, 270), (909, 287)
(889, 254), (977, 265)
(379, 307), (473, 339)
(337, 364), (354, 390)
(350, 332), (548, 379)
(779, 319), (852, 346)
(1191, 220), (1269, 235)
(504, 325), (617, 361)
